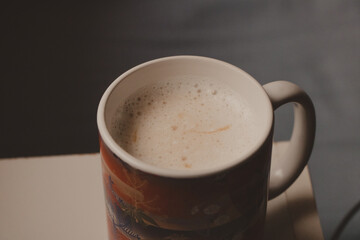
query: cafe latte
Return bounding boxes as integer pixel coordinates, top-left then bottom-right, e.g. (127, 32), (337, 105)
(110, 77), (260, 170)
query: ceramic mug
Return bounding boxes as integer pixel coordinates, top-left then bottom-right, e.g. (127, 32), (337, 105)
(97, 56), (316, 239)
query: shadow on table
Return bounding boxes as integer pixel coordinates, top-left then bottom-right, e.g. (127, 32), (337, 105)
(264, 195), (319, 240)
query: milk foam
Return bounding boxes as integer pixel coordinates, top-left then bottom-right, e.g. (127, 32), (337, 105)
(110, 77), (259, 170)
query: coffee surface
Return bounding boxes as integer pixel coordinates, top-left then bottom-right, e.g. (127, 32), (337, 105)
(110, 77), (259, 170)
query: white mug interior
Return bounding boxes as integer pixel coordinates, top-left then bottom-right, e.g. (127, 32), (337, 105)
(97, 56), (273, 178)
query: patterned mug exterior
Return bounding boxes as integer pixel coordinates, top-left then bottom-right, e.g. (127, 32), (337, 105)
(97, 56), (316, 240)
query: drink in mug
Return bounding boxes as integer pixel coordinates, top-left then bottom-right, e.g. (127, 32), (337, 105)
(97, 56), (315, 239)
(110, 77), (261, 170)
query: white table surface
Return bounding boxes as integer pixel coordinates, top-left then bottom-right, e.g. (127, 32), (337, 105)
(0, 153), (323, 240)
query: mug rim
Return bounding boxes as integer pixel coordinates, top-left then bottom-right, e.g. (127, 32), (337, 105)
(97, 55), (273, 178)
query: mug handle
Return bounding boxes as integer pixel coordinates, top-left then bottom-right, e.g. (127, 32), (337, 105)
(263, 81), (316, 199)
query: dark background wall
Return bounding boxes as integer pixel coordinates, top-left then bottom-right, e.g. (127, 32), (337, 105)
(1, 1), (359, 239)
